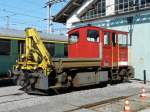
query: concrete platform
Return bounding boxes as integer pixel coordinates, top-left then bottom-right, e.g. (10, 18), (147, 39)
(0, 80), (150, 112)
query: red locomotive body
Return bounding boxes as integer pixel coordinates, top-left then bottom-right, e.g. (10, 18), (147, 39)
(68, 26), (128, 68)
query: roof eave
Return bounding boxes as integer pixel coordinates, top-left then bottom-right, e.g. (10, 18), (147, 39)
(53, 0), (83, 23)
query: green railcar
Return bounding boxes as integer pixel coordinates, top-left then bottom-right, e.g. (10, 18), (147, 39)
(0, 39), (18, 76)
(0, 28), (68, 78)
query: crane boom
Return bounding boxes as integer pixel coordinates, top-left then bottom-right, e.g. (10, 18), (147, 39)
(13, 28), (56, 91)
(25, 28), (53, 71)
(15, 28), (54, 76)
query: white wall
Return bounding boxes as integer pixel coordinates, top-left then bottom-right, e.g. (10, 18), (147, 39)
(111, 23), (150, 80)
(106, 0), (115, 16)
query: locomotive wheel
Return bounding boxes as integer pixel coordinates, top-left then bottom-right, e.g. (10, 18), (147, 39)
(19, 78), (26, 87)
(24, 77), (38, 92)
(127, 68), (134, 78)
(119, 69), (128, 82)
(20, 78), (30, 91)
(12, 75), (19, 85)
(108, 70), (113, 85)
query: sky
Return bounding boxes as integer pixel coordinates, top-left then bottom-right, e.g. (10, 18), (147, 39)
(0, 0), (68, 33)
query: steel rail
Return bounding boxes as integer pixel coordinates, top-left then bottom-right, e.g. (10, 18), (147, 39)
(0, 92), (37, 105)
(65, 90), (150, 112)
(0, 92), (24, 98)
(0, 96), (37, 105)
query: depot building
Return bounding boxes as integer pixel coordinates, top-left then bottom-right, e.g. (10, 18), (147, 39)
(54, 0), (150, 80)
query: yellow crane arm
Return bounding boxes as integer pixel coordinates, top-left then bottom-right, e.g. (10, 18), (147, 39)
(21, 28), (54, 75)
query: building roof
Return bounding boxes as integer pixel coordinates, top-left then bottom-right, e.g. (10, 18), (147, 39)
(0, 28), (68, 42)
(53, 0), (85, 23)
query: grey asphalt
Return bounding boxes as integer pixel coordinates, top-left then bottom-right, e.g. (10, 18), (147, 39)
(0, 80), (149, 112)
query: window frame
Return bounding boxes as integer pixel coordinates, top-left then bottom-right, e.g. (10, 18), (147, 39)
(69, 31), (80, 44)
(103, 32), (111, 46)
(0, 39), (11, 56)
(80, 0), (106, 20)
(118, 33), (128, 47)
(115, 0), (150, 14)
(87, 29), (100, 43)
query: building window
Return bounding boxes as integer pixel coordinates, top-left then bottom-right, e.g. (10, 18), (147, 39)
(69, 32), (79, 43)
(80, 0), (106, 20)
(0, 39), (11, 55)
(104, 32), (110, 45)
(115, 0), (150, 14)
(141, 0), (150, 8)
(87, 30), (99, 42)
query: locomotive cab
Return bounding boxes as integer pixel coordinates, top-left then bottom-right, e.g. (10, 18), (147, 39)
(68, 26), (129, 68)
(68, 26), (100, 58)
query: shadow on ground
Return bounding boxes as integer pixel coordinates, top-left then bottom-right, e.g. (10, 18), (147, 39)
(29, 80), (133, 96)
(0, 78), (15, 87)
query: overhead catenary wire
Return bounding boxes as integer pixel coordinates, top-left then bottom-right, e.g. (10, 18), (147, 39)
(0, 17), (45, 28)
(17, 0), (43, 7)
(0, 0), (67, 33)
(0, 9), (43, 20)
(0, 0), (44, 16)
(0, 9), (44, 26)
(44, 0), (66, 33)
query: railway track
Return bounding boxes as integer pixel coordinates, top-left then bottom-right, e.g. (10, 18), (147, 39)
(65, 90), (150, 112)
(0, 87), (50, 112)
(65, 96), (128, 112)
(0, 96), (36, 105)
(0, 92), (24, 98)
(0, 91), (37, 105)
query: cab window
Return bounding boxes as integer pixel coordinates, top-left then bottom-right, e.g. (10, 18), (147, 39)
(104, 32), (110, 45)
(87, 30), (99, 42)
(69, 32), (79, 43)
(118, 34), (127, 46)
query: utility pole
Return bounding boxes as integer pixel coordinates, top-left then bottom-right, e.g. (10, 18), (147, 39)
(5, 14), (16, 29)
(6, 16), (10, 29)
(44, 0), (66, 33)
(48, 1), (52, 33)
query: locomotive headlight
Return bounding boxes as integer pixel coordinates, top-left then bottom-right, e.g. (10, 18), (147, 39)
(33, 66), (37, 70)
(104, 60), (109, 66)
(21, 54), (25, 59)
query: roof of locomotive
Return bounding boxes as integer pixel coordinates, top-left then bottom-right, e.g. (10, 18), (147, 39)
(68, 26), (128, 34)
(0, 28), (68, 42)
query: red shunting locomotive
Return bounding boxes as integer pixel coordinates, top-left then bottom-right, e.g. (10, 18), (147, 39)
(13, 26), (134, 93)
(67, 26), (134, 84)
